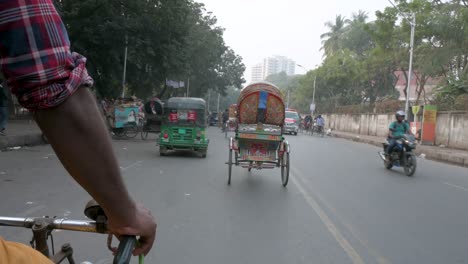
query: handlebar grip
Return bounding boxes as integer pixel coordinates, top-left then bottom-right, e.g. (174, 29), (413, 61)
(113, 235), (137, 264)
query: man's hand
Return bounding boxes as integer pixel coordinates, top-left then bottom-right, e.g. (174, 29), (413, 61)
(34, 88), (157, 256)
(108, 204), (157, 256)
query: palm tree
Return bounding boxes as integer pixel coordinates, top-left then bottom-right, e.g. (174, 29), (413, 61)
(350, 10), (368, 26)
(346, 10), (372, 55)
(320, 15), (349, 58)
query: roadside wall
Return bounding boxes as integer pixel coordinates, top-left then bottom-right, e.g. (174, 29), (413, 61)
(324, 111), (468, 150)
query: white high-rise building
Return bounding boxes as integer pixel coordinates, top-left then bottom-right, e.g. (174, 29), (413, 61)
(250, 56), (296, 82)
(251, 63), (264, 82)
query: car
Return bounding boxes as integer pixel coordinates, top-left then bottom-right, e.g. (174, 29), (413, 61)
(208, 112), (218, 126)
(284, 110), (300, 135)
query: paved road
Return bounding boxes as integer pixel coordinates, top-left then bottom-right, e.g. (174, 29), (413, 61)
(1, 128), (468, 263)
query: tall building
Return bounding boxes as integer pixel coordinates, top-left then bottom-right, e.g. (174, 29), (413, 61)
(250, 56), (296, 82)
(251, 63), (264, 82)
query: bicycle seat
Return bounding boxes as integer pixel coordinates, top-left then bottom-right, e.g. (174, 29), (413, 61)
(84, 199), (106, 221)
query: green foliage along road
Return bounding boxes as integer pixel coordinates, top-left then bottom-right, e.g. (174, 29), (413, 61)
(53, 0), (246, 100)
(267, 0), (467, 113)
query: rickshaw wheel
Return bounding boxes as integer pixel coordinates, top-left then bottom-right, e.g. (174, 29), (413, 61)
(227, 149), (233, 185)
(199, 149), (207, 158)
(159, 146), (168, 156)
(113, 129), (125, 138)
(281, 152), (290, 187)
(124, 124), (139, 139)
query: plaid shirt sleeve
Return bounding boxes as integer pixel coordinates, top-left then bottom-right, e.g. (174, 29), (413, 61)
(0, 0), (93, 110)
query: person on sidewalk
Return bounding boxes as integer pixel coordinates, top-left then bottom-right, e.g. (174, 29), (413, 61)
(0, 84), (8, 136)
(0, 1), (156, 262)
(386, 110), (412, 160)
(316, 115), (325, 134)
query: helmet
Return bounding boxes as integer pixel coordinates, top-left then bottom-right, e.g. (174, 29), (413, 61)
(395, 110), (405, 119)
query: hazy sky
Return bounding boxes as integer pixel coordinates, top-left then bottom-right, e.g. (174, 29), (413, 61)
(198, 0), (391, 81)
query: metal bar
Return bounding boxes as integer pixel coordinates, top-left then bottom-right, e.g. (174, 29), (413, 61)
(405, 16), (416, 118)
(121, 35), (128, 98)
(0, 217), (100, 233)
(53, 219), (100, 233)
(0, 217), (31, 228)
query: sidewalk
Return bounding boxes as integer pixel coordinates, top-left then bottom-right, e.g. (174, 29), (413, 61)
(331, 130), (468, 168)
(0, 119), (44, 150)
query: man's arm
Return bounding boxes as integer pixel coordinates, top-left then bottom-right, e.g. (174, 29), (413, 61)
(1, 0), (156, 256)
(388, 122), (395, 138)
(34, 88), (156, 256)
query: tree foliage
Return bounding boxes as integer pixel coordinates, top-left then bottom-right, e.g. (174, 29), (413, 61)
(291, 0), (467, 113)
(53, 0), (245, 99)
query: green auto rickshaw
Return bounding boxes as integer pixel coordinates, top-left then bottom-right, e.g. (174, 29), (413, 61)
(159, 97), (209, 157)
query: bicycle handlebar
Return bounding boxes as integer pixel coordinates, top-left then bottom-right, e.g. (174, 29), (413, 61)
(0, 216), (137, 264)
(113, 236), (137, 264)
(0, 216), (102, 233)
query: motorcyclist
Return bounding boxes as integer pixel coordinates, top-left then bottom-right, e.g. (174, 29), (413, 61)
(386, 110), (411, 160)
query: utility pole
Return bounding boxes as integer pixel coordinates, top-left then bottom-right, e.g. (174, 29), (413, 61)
(387, 0), (416, 117)
(405, 15), (416, 118)
(217, 93), (220, 113)
(186, 78), (190, 97)
(312, 75), (317, 115)
(207, 90), (211, 112)
(121, 35), (128, 98)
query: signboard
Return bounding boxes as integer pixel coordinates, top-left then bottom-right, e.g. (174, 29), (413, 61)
(310, 103), (316, 112)
(169, 112), (178, 122)
(412, 105), (421, 115)
(423, 105), (437, 123)
(188, 110), (197, 121)
(114, 107), (139, 128)
(421, 105), (437, 145)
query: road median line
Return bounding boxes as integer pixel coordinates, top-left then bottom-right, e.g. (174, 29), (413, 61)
(292, 167), (392, 264)
(291, 169), (365, 264)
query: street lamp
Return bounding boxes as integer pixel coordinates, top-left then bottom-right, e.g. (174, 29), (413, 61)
(297, 64), (317, 115)
(388, 0), (416, 118)
(121, 35), (128, 98)
(406, 16), (416, 118)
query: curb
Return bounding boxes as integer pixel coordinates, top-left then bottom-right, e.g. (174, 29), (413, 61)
(0, 133), (45, 150)
(332, 132), (468, 168)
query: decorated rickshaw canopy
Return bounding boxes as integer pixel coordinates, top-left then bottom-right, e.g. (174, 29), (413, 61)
(237, 82), (285, 126)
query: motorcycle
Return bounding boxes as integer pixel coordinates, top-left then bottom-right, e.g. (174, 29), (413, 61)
(378, 134), (417, 176)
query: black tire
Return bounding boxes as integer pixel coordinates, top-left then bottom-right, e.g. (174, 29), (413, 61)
(404, 153), (417, 176)
(385, 160), (393, 170)
(124, 124), (139, 139)
(200, 149), (207, 158)
(159, 146), (167, 156)
(227, 149), (232, 185)
(113, 129), (125, 138)
(281, 152), (290, 187)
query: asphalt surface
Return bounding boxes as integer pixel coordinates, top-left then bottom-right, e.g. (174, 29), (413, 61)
(1, 128), (468, 264)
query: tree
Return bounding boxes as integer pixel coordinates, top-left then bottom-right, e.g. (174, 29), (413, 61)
(53, 0), (245, 99)
(320, 15), (349, 58)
